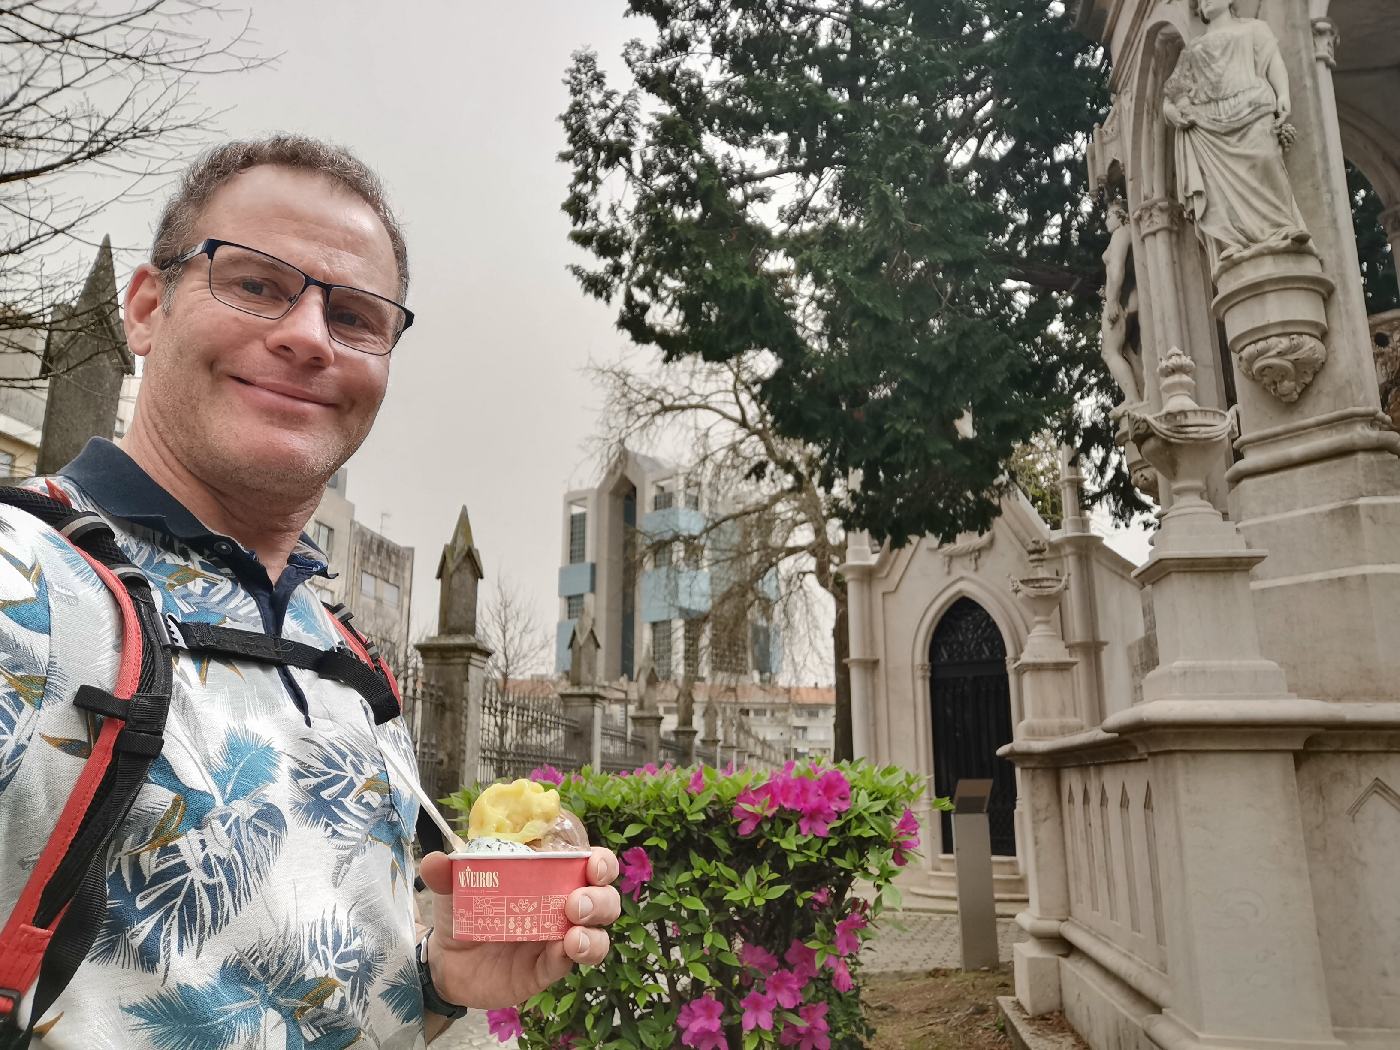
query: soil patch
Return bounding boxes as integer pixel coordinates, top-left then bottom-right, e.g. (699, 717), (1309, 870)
(862, 966), (1017, 1049)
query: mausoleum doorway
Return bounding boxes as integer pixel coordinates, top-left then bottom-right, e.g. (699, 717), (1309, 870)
(928, 597), (1017, 857)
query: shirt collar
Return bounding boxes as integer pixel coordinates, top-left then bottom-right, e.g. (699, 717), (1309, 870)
(59, 437), (331, 578)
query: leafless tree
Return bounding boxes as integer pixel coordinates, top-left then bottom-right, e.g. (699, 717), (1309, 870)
(479, 572), (552, 692)
(1, 1), (267, 381)
(590, 352), (852, 756)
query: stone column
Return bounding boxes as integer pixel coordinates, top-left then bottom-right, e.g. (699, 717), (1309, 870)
(1219, 1), (1400, 702)
(632, 709), (663, 765)
(559, 688), (604, 770)
(1002, 542), (1081, 1016)
(673, 724), (698, 765)
(840, 529), (879, 760)
(417, 633), (493, 794)
(1104, 353), (1341, 1049)
(1049, 450), (1108, 728)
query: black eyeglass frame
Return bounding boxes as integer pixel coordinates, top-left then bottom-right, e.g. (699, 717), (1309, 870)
(159, 237), (415, 354)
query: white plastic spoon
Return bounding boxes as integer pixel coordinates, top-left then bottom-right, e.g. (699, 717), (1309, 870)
(380, 745), (470, 854)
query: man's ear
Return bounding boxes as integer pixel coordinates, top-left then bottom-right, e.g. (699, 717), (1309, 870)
(123, 263), (164, 360)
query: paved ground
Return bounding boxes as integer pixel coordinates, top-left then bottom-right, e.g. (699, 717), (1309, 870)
(435, 913), (1020, 1049)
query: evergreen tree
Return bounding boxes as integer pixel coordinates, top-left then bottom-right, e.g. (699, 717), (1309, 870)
(560, 0), (1129, 549)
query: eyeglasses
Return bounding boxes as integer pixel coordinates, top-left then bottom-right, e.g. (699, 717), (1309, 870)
(160, 238), (414, 356)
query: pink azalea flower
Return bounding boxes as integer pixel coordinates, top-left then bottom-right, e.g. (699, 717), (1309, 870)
(828, 956), (854, 992)
(732, 784), (778, 835)
(678, 994), (728, 1050)
(721, 759), (736, 775)
(528, 765), (564, 785)
(635, 762), (660, 775)
(809, 887), (832, 909)
(485, 1007), (523, 1042)
(779, 1002), (831, 1050)
(892, 806), (921, 867)
(738, 941), (779, 975)
(688, 767), (706, 794)
(834, 912), (868, 957)
(785, 940), (819, 982)
(618, 846), (653, 900)
(740, 989), (777, 1032)
(817, 769), (850, 813)
(766, 968), (805, 1009)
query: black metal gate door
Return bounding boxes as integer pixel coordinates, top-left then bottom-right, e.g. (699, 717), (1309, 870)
(929, 597), (1017, 856)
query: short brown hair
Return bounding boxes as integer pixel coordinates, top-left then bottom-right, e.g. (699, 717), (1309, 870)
(153, 135), (409, 299)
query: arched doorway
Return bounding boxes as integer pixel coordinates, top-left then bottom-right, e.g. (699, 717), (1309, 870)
(929, 597), (1017, 856)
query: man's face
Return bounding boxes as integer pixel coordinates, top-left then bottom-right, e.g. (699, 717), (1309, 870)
(126, 165), (401, 497)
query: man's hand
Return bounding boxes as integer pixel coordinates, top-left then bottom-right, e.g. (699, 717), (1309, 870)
(418, 848), (621, 1012)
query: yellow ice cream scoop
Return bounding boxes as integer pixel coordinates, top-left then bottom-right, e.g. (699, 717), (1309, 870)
(468, 778), (561, 844)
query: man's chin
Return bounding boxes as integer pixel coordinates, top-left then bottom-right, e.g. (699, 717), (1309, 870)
(221, 437), (344, 495)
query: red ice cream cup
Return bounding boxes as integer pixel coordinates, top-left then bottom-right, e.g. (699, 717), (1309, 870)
(449, 852), (591, 942)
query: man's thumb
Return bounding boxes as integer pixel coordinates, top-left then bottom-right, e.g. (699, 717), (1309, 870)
(418, 850), (453, 895)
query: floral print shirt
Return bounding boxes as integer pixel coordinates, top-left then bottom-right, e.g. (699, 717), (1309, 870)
(0, 439), (425, 1049)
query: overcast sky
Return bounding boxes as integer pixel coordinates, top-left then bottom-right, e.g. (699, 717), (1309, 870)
(66, 0), (1149, 679)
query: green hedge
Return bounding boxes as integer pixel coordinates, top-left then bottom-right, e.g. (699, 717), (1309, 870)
(444, 760), (934, 1049)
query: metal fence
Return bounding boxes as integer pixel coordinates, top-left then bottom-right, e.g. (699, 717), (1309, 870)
(600, 714), (646, 773)
(399, 668), (451, 803)
(478, 679), (581, 784)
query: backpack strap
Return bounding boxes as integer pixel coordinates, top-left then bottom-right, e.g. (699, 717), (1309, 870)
(167, 619), (401, 725)
(0, 490), (172, 1049)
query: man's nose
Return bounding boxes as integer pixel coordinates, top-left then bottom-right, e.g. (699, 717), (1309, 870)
(265, 287), (337, 366)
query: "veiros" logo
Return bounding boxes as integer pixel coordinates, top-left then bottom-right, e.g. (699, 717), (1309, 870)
(457, 867), (501, 889)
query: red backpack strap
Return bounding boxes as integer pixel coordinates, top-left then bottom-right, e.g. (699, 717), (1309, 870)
(0, 492), (172, 1044)
(324, 604), (402, 714)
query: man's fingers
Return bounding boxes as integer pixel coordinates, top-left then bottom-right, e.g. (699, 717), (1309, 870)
(563, 925), (611, 967)
(418, 851), (452, 895)
(587, 847), (619, 886)
(567, 886), (621, 927)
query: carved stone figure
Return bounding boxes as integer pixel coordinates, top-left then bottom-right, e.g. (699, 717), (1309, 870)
(1372, 311), (1400, 431)
(1164, 0), (1312, 275)
(1100, 199), (1144, 409)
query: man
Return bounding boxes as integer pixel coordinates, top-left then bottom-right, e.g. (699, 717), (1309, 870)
(0, 136), (619, 1047)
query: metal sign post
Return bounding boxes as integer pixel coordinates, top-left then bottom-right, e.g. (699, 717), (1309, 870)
(953, 778), (1000, 970)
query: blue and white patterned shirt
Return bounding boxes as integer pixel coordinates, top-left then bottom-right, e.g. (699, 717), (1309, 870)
(0, 439), (426, 1049)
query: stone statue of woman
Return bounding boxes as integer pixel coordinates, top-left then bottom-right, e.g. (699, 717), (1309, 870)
(1164, 0), (1312, 275)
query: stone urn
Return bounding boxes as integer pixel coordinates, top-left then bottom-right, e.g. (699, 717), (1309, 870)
(1212, 249), (1334, 403)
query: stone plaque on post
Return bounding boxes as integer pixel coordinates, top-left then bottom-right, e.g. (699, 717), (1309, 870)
(953, 778), (999, 971)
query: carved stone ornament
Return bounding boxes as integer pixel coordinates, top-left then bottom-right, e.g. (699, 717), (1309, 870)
(1311, 18), (1339, 68)
(1371, 310), (1400, 430)
(1238, 333), (1329, 403)
(933, 531), (994, 572)
(1132, 197), (1180, 238)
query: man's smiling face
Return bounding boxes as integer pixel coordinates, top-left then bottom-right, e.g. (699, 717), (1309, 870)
(127, 164), (401, 496)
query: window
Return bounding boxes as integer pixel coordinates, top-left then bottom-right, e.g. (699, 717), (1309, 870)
(655, 542), (672, 569)
(653, 621), (673, 680)
(309, 520), (334, 555)
(683, 619), (703, 679)
(568, 509), (587, 564)
(567, 594), (584, 619)
(360, 571), (375, 598)
(683, 486), (700, 510)
(795, 726), (808, 740)
(381, 581), (400, 608)
(653, 486), (674, 511)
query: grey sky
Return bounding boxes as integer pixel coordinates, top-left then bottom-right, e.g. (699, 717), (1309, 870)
(79, 1), (642, 655)
(61, 0), (1150, 679)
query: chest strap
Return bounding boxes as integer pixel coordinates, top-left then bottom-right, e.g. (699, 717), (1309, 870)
(167, 620), (401, 725)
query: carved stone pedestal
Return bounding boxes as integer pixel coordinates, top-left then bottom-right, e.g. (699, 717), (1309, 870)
(1213, 249), (1334, 403)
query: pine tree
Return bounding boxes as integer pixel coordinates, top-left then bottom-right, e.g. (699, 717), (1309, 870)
(560, 0), (1128, 548)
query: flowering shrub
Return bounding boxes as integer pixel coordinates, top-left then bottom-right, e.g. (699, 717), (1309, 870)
(445, 761), (933, 1049)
